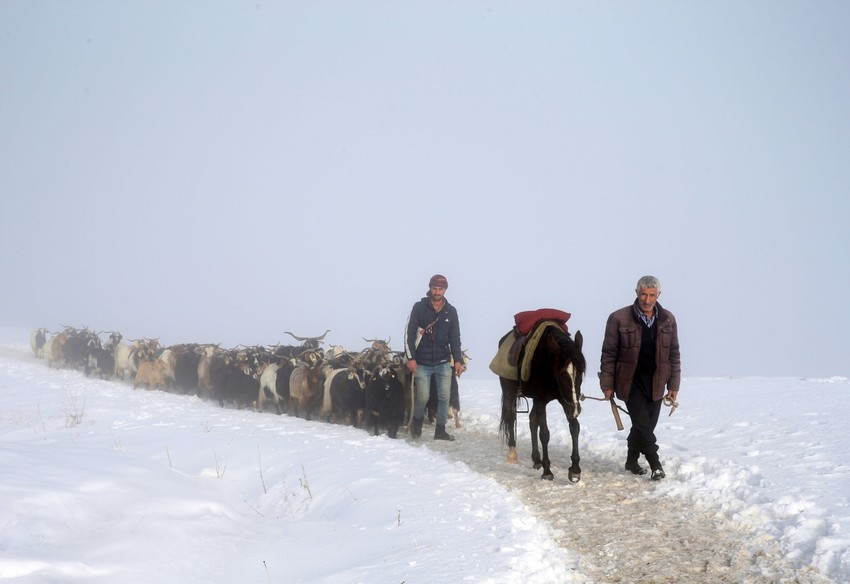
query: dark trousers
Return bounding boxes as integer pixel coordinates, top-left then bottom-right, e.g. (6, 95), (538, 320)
(625, 389), (663, 469)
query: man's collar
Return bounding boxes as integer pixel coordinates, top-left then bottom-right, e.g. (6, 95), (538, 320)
(633, 301), (657, 325)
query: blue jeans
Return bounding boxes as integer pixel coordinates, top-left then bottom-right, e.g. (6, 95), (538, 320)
(413, 362), (452, 425)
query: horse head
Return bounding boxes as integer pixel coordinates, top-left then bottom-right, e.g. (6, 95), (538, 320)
(547, 329), (585, 419)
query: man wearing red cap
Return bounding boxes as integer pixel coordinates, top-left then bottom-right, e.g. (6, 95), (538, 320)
(405, 274), (464, 441)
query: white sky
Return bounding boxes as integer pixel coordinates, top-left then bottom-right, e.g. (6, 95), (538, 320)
(2, 2), (849, 377)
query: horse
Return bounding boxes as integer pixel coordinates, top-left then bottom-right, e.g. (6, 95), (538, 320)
(499, 326), (586, 482)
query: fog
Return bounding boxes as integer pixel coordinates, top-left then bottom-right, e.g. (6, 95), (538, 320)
(2, 2), (848, 377)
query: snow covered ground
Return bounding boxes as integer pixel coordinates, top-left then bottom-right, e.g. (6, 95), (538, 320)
(1, 326), (847, 582)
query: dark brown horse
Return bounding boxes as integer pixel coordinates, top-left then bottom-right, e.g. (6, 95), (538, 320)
(499, 326), (586, 482)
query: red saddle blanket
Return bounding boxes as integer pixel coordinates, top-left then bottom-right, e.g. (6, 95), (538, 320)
(514, 308), (570, 336)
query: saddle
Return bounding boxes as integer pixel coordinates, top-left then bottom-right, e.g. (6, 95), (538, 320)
(489, 309), (571, 382)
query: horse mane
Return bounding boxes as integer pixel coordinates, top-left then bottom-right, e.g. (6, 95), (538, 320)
(549, 327), (586, 376)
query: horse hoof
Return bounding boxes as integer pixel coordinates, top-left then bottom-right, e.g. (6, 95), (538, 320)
(542, 473), (554, 481)
(568, 472), (581, 483)
(507, 447), (518, 464)
(533, 462), (543, 470)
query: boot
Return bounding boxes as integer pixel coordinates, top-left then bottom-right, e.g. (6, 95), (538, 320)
(625, 449), (647, 475)
(625, 460), (647, 475)
(434, 423), (455, 441)
(411, 416), (423, 440)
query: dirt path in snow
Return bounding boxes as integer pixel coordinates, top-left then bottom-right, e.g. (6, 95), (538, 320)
(416, 420), (834, 584)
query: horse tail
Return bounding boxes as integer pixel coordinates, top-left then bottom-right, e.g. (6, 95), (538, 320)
(499, 378), (517, 445)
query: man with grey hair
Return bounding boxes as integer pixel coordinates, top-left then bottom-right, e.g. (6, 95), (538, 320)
(600, 275), (681, 480)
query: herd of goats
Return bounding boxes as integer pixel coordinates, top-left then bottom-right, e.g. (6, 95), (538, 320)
(27, 326), (467, 439)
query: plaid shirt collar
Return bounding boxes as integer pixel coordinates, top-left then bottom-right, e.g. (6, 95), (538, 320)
(634, 303), (657, 328)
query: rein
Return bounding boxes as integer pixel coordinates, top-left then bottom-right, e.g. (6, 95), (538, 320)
(581, 393), (679, 417)
(664, 395), (679, 416)
(580, 393), (630, 415)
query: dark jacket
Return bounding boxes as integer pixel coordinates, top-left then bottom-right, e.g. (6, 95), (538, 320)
(600, 300), (681, 401)
(405, 296), (462, 367)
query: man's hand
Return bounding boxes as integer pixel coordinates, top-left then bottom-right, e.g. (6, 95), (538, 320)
(602, 388), (614, 400)
(406, 359), (417, 375)
(453, 361), (464, 377)
(664, 390), (679, 416)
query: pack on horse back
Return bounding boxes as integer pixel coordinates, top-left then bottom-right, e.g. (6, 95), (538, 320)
(490, 308), (571, 382)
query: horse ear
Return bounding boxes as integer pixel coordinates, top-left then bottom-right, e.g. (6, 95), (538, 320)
(574, 330), (583, 350)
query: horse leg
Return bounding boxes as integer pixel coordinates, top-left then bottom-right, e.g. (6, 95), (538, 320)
(528, 401), (541, 469)
(536, 404), (554, 480)
(567, 416), (581, 483)
(507, 440), (518, 463)
(451, 374), (462, 428)
(530, 401), (553, 480)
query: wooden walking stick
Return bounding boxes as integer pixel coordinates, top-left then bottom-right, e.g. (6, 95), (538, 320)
(610, 398), (624, 431)
(578, 390), (625, 431)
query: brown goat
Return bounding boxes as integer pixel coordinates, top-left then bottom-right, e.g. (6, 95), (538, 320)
(289, 363), (325, 419)
(134, 360), (170, 390)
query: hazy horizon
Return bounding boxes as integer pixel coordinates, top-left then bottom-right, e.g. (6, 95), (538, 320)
(2, 2), (848, 378)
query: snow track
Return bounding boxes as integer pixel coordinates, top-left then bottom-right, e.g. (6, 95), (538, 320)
(421, 423), (835, 583)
